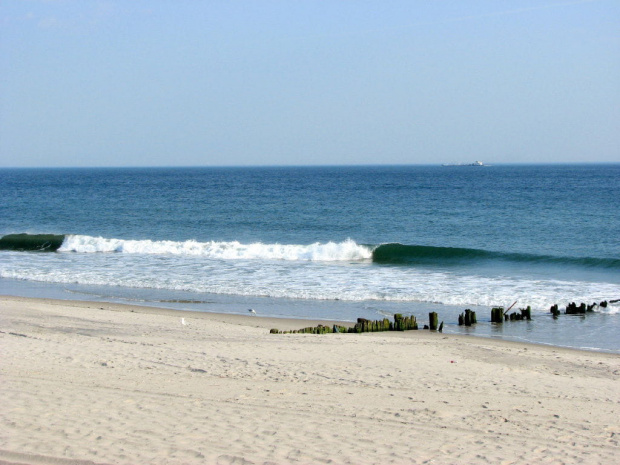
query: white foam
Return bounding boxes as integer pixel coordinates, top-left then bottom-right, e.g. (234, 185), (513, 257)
(58, 235), (373, 262)
(2, 250), (619, 314)
(595, 303), (619, 315)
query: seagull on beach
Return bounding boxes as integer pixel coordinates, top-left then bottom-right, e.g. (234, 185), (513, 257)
(181, 318), (187, 325)
(248, 309), (256, 315)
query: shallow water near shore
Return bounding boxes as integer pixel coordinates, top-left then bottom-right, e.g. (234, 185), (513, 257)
(1, 165), (619, 352)
(2, 277), (618, 353)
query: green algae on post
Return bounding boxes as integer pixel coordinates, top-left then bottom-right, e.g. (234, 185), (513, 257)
(269, 314), (419, 335)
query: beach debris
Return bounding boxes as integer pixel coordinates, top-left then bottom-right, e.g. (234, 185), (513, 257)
(550, 304), (561, 317)
(181, 317), (187, 325)
(506, 301), (518, 313)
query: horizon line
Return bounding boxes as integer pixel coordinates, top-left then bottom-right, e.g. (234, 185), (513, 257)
(1, 161), (619, 170)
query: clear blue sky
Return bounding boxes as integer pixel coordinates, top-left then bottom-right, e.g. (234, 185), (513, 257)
(1, 1), (618, 167)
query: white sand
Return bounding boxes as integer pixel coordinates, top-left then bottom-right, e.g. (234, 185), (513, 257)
(1, 295), (619, 465)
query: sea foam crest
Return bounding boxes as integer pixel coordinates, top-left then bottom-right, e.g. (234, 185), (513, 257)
(58, 235), (373, 261)
(596, 303), (619, 315)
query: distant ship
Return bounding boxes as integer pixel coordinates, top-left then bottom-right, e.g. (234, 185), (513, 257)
(442, 161), (487, 166)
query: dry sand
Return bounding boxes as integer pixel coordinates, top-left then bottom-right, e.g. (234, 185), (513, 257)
(1, 295), (619, 465)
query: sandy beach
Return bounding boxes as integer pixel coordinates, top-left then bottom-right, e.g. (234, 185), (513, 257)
(1, 296), (618, 464)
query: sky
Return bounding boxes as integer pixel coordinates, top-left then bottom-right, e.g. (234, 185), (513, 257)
(0, 0), (618, 167)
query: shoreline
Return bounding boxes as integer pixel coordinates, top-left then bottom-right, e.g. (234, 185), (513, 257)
(2, 272), (620, 354)
(2, 294), (619, 464)
(2, 294), (617, 356)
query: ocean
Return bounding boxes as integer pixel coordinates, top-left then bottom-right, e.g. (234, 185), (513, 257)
(1, 164), (619, 352)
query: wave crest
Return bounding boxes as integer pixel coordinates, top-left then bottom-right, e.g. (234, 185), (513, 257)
(0, 233), (65, 252)
(58, 235), (373, 261)
(371, 243), (620, 269)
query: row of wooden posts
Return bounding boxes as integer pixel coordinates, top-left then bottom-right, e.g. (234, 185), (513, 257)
(269, 300), (617, 335)
(269, 312), (443, 335)
(550, 300), (615, 317)
(490, 306), (532, 323)
(270, 308), (522, 335)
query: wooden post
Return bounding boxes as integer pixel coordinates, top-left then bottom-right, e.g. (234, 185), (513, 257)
(394, 314), (403, 331)
(429, 312), (438, 331)
(491, 307), (504, 323)
(521, 306), (531, 320)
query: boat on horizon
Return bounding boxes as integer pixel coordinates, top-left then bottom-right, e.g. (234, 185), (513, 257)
(442, 161), (488, 166)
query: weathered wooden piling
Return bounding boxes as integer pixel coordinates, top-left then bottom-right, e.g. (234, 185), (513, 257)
(566, 302), (587, 315)
(394, 313), (403, 331)
(491, 307), (504, 323)
(520, 306), (532, 320)
(272, 312), (423, 336)
(461, 308), (476, 326)
(550, 304), (560, 317)
(429, 312), (438, 331)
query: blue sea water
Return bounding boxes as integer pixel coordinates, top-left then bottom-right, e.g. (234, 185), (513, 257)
(1, 164), (619, 352)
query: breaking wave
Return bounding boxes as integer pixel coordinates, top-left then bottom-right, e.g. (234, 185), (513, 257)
(0, 234), (372, 261)
(371, 243), (620, 270)
(2, 234), (619, 271)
